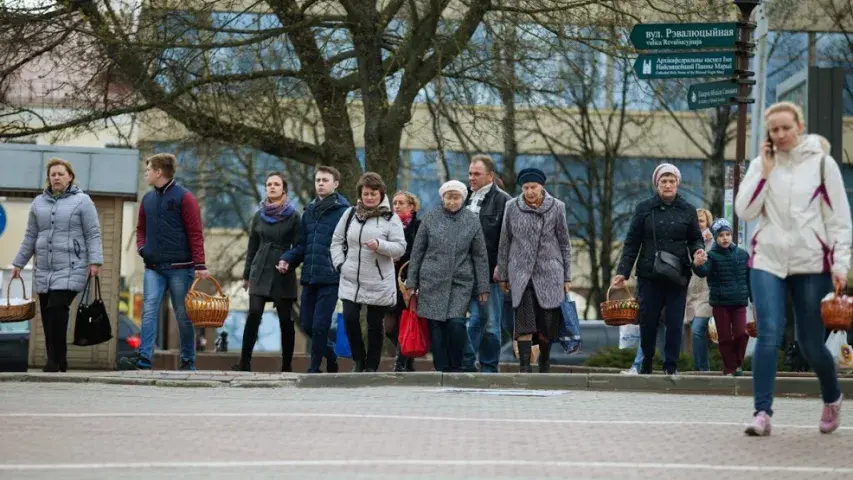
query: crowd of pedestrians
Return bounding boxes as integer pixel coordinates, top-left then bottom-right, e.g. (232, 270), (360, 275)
(8, 101), (851, 437)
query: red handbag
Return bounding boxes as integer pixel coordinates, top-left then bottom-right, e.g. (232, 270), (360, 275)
(398, 295), (430, 358)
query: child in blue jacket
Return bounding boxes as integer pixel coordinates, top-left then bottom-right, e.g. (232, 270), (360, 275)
(693, 218), (751, 376)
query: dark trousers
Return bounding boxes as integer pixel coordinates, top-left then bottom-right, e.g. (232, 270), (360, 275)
(429, 318), (467, 372)
(300, 284), (339, 373)
(38, 290), (78, 369)
(637, 277), (688, 374)
(342, 300), (387, 370)
(241, 295), (295, 371)
(712, 306), (748, 374)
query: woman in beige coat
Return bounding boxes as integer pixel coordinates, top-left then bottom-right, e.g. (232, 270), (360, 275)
(685, 208), (714, 371)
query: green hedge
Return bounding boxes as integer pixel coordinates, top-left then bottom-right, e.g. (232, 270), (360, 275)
(584, 346), (787, 372)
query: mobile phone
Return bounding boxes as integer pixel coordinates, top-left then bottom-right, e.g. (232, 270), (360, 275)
(765, 133), (774, 157)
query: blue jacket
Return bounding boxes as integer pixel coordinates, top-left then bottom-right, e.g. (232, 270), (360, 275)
(694, 243), (751, 307)
(282, 192), (350, 285)
(136, 180), (206, 270)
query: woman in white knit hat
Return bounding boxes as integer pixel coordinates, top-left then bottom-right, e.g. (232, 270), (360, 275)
(405, 180), (490, 372)
(612, 163), (707, 375)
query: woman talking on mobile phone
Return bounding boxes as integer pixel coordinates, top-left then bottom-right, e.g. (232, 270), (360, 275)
(735, 101), (852, 436)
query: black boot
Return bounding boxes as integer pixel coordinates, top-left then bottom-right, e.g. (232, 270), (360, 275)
(281, 359), (292, 373)
(517, 341), (533, 373)
(406, 357), (416, 372)
(538, 341), (551, 373)
(352, 360), (365, 373)
(393, 345), (407, 372)
(231, 360), (251, 372)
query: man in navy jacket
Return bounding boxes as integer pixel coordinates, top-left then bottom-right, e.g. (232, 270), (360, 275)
(120, 153), (208, 371)
(280, 166), (350, 373)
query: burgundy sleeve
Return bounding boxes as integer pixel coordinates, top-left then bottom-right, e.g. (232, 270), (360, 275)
(136, 202), (146, 252)
(180, 192), (207, 270)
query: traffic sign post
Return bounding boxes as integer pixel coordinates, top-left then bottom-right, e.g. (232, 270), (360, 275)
(633, 52), (736, 79)
(630, 22), (738, 50)
(687, 81), (740, 110)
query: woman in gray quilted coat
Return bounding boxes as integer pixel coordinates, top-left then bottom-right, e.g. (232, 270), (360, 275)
(496, 168), (572, 373)
(331, 172), (406, 372)
(11, 158), (103, 373)
(405, 180), (490, 372)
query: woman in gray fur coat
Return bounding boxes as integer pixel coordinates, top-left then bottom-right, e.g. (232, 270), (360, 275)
(405, 180), (490, 372)
(496, 168), (572, 373)
(12, 158), (104, 373)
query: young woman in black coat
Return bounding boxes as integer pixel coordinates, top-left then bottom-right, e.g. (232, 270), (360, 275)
(384, 191), (421, 371)
(234, 172), (301, 372)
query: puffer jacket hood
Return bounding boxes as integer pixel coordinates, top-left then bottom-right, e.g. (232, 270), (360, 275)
(734, 134), (852, 279)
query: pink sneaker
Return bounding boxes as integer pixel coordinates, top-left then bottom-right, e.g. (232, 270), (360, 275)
(744, 411), (771, 436)
(820, 395), (843, 434)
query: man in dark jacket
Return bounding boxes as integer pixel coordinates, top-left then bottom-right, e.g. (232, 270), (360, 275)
(280, 166), (350, 373)
(461, 155), (512, 373)
(120, 153), (208, 371)
(612, 164), (706, 375)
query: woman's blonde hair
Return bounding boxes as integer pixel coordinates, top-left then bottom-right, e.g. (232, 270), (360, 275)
(392, 190), (420, 212)
(764, 101), (805, 126)
(696, 208), (713, 228)
(44, 158), (76, 188)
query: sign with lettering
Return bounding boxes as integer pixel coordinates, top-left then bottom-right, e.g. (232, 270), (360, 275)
(630, 23), (739, 50)
(633, 52), (736, 79)
(688, 81), (740, 109)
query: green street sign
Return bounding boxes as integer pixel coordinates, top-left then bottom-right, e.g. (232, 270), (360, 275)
(634, 52), (736, 79)
(630, 22), (739, 50)
(687, 81), (739, 110)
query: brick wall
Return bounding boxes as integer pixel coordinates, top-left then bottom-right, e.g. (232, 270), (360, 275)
(28, 196), (124, 369)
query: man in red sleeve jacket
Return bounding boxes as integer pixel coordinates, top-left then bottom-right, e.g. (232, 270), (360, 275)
(119, 153), (208, 371)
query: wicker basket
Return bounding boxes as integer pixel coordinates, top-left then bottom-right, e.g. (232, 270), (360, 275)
(821, 287), (853, 331)
(185, 276), (230, 328)
(600, 285), (639, 327)
(0, 277), (36, 323)
(746, 321), (757, 338)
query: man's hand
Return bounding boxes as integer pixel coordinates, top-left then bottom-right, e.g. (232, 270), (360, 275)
(277, 260), (289, 274)
(195, 269), (210, 280)
(612, 275), (626, 288)
(89, 265), (102, 277)
(242, 280), (250, 291)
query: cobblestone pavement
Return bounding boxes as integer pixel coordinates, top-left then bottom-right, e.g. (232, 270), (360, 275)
(0, 383), (851, 480)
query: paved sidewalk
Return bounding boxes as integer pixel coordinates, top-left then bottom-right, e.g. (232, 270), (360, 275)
(0, 382), (850, 480)
(2, 370), (853, 399)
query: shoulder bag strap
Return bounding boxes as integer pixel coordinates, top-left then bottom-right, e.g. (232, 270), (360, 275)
(651, 207), (657, 248)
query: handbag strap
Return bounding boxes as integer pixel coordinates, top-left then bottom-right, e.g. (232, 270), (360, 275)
(651, 208), (658, 249)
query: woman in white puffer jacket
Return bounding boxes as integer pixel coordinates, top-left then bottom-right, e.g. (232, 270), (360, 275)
(331, 172), (406, 372)
(735, 101), (852, 437)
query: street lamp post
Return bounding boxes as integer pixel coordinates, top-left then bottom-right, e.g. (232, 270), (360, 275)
(731, 0), (760, 242)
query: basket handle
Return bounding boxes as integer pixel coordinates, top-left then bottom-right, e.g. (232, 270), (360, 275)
(606, 284), (634, 302)
(189, 275), (225, 297)
(397, 261), (409, 285)
(6, 276), (29, 307)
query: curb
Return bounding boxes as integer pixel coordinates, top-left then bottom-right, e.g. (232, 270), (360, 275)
(0, 371), (848, 398)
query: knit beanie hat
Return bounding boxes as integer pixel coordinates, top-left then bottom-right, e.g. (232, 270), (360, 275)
(439, 180), (468, 198)
(711, 218), (732, 239)
(517, 168), (546, 186)
(652, 163), (682, 186)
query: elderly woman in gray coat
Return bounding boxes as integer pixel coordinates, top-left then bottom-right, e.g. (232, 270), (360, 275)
(497, 168), (572, 373)
(405, 180), (490, 372)
(331, 172), (406, 372)
(11, 158), (103, 373)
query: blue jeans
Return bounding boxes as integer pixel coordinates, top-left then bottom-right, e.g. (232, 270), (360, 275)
(751, 270), (839, 415)
(300, 284), (338, 373)
(691, 316), (711, 371)
(632, 325), (667, 371)
(139, 267), (195, 364)
(431, 318), (467, 372)
(463, 284), (503, 373)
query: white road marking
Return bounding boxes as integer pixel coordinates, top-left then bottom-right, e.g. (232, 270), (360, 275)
(0, 411), (841, 430)
(0, 459), (851, 473)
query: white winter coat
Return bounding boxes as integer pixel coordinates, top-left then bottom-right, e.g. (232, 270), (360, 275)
(734, 134), (852, 279)
(330, 196), (407, 307)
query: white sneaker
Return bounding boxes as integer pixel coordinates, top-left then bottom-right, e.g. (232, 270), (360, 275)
(621, 367), (639, 375)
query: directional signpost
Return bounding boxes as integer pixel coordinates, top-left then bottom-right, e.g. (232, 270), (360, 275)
(630, 0), (761, 241)
(687, 81), (740, 110)
(633, 52), (736, 79)
(630, 22), (738, 50)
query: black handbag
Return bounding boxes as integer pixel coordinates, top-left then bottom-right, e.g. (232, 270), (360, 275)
(73, 276), (113, 346)
(651, 209), (689, 287)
